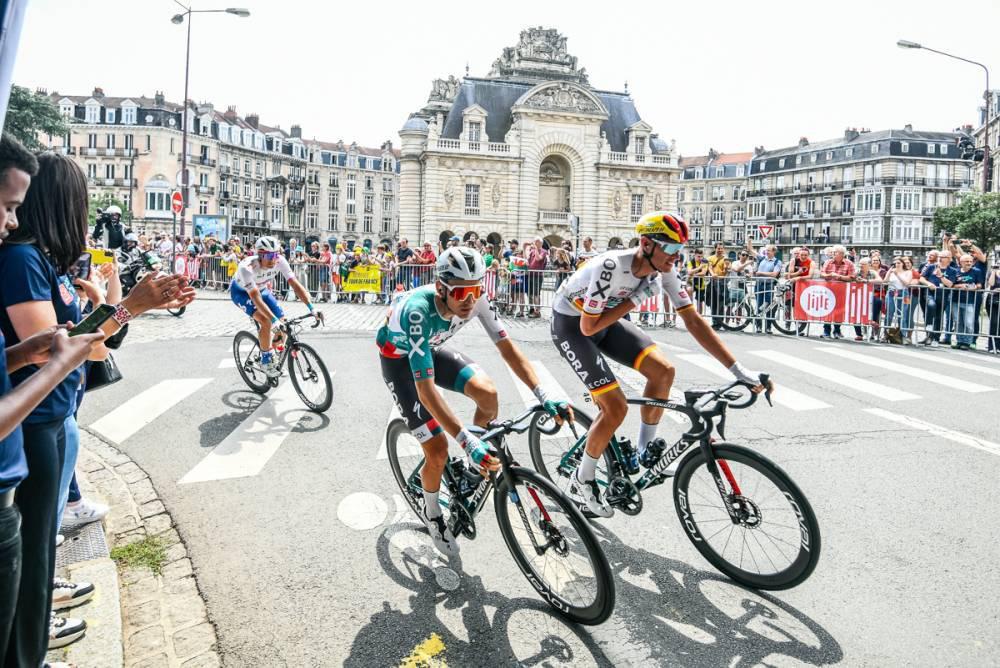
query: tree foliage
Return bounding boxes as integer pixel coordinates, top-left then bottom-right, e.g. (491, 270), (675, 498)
(932, 192), (1000, 253)
(2, 85), (68, 149)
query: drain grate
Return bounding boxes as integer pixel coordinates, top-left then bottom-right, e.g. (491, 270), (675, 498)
(56, 522), (110, 568)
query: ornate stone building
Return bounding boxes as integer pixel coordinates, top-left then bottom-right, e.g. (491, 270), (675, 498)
(677, 151), (752, 248)
(398, 27), (679, 250)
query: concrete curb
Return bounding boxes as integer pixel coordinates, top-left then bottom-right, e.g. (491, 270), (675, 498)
(77, 428), (221, 668)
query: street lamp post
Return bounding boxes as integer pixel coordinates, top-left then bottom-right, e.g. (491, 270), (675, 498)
(897, 40), (991, 192)
(171, 3), (249, 237)
(127, 149), (150, 224)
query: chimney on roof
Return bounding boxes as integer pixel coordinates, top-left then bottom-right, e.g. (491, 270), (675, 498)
(35, 87), (47, 96)
(903, 123), (913, 132)
(707, 148), (719, 161)
(223, 106), (237, 121)
(92, 87), (104, 99)
(753, 146), (765, 156)
(290, 124), (302, 139)
(245, 113), (259, 129)
(798, 136), (809, 147)
(154, 91), (165, 106)
(962, 123), (973, 133)
(844, 127), (859, 142)
(381, 140), (393, 151)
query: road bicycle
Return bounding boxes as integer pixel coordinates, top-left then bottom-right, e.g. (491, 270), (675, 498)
(232, 312), (333, 413)
(527, 375), (821, 590)
(385, 406), (615, 625)
(719, 280), (797, 335)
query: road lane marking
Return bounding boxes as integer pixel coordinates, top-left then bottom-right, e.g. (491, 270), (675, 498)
(217, 358), (236, 369)
(749, 350), (920, 401)
(179, 381), (305, 483)
(878, 347), (1000, 379)
(400, 633), (447, 668)
(865, 408), (1000, 457)
(90, 378), (213, 444)
(506, 361), (585, 438)
(816, 347), (994, 393)
(376, 404), (423, 460)
(677, 354), (830, 411)
(608, 360), (686, 424)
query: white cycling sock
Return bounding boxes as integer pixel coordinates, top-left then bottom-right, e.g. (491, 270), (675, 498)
(578, 453), (600, 482)
(637, 421), (658, 453)
(422, 489), (442, 518)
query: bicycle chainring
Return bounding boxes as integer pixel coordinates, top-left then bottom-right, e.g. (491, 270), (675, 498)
(448, 500), (477, 540)
(606, 476), (643, 516)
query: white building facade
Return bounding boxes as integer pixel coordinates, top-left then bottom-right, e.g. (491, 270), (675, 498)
(398, 27), (679, 250)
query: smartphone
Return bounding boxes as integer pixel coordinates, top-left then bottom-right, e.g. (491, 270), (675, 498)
(69, 303), (117, 337)
(86, 248), (116, 265)
(71, 253), (92, 281)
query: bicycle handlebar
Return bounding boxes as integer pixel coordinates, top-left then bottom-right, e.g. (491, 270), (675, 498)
(480, 404), (556, 443)
(689, 373), (773, 414)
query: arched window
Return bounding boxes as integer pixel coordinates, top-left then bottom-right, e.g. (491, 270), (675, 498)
(711, 206), (725, 224)
(538, 155), (571, 213)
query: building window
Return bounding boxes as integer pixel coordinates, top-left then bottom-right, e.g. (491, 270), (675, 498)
(732, 208), (745, 223)
(146, 190), (169, 212)
(465, 184), (481, 216)
(629, 194), (644, 223)
(711, 206), (724, 224)
(939, 143), (947, 154)
(307, 212), (318, 228)
(382, 158), (393, 173)
(308, 190), (320, 207)
(748, 200), (766, 219)
(364, 193), (374, 213)
(901, 142), (909, 153)
(871, 143), (879, 154)
(928, 143), (936, 154)
(346, 173), (356, 214)
(795, 155), (802, 165)
(122, 106), (136, 124)
(694, 167), (703, 179)
(822, 196), (832, 214)
(468, 122), (482, 143)
(382, 178), (393, 193)
(774, 200), (784, 216)
(85, 104), (99, 123)
(806, 199), (816, 214)
(893, 188), (921, 213)
(199, 200), (208, 215)
(890, 217), (921, 242)
(329, 172), (339, 188)
(846, 147), (854, 158)
(124, 134), (134, 151)
(365, 175), (374, 191)
(106, 109), (116, 124)
(87, 133), (97, 149)
(327, 212), (338, 231)
(854, 218), (882, 243)
(104, 164), (115, 179)
(779, 158), (786, 168)
(382, 194), (393, 212)
(255, 182), (263, 200)
(678, 189), (686, 203)
(244, 181), (251, 198)
(843, 194), (852, 213)
(792, 199), (801, 215)
(857, 188), (883, 212)
(690, 207), (704, 223)
(692, 187), (704, 202)
(328, 192), (339, 210)
(736, 165), (745, 177)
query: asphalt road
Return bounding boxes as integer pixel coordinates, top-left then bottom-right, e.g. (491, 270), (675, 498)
(78, 298), (1000, 667)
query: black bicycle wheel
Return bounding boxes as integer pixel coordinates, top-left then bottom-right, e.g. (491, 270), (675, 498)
(167, 305), (186, 317)
(288, 342), (333, 413)
(385, 419), (426, 519)
(494, 466), (615, 625)
(719, 300), (752, 331)
(527, 408), (615, 500)
(233, 331), (271, 394)
(770, 295), (797, 335)
(673, 443), (820, 590)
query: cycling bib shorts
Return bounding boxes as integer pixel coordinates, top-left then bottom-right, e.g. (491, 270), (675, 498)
(551, 312), (656, 397)
(230, 283), (284, 319)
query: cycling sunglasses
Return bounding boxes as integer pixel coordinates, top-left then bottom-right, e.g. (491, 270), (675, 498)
(442, 282), (484, 301)
(258, 250), (280, 261)
(652, 239), (684, 255)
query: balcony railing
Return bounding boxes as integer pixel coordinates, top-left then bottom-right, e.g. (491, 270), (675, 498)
(220, 191), (231, 200)
(287, 198), (305, 209)
(538, 210), (570, 223)
(220, 165), (232, 175)
(195, 185), (215, 196)
(288, 175), (305, 185)
(88, 177), (137, 187)
(428, 137), (518, 157)
(600, 151), (673, 167)
(80, 147), (138, 158)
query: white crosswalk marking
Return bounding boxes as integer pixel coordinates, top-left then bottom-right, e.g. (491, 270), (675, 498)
(607, 360), (686, 424)
(816, 347), (994, 393)
(953, 350), (1000, 366)
(90, 378), (213, 444)
(879, 347), (1000, 379)
(179, 382), (306, 483)
(677, 353), (830, 411)
(507, 360), (572, 406)
(217, 358), (237, 369)
(865, 408), (1000, 457)
(749, 350), (920, 401)
(375, 404), (422, 460)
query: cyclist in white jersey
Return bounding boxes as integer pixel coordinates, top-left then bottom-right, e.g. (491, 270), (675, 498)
(230, 236), (318, 377)
(551, 212), (771, 517)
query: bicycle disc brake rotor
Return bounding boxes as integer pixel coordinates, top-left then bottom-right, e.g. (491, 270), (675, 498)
(730, 494), (762, 528)
(538, 519), (569, 556)
(448, 500), (476, 539)
(606, 476), (643, 516)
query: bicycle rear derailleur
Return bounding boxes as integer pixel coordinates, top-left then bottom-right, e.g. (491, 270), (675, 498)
(605, 476), (643, 516)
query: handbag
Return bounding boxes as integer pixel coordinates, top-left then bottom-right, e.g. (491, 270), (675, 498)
(85, 354), (123, 392)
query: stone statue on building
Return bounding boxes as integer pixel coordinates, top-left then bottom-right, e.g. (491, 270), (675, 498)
(491, 182), (502, 210)
(443, 180), (456, 210)
(428, 75), (461, 103)
(486, 27), (588, 84)
(612, 189), (624, 220)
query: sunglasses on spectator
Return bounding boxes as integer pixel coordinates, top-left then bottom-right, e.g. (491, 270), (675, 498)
(442, 282), (484, 301)
(258, 251), (280, 261)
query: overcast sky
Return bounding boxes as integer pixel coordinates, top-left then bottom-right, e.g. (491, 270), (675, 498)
(13, 0), (1000, 155)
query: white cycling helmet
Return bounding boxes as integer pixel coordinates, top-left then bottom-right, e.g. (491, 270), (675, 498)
(255, 236), (280, 252)
(437, 246), (485, 282)
(105, 204), (122, 216)
(124, 232), (139, 243)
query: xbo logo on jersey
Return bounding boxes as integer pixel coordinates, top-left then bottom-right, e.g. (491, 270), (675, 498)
(589, 259), (617, 300)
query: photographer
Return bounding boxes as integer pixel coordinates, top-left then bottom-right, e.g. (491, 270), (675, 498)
(91, 205), (124, 250)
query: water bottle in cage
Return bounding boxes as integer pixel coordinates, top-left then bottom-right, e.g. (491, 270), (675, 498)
(618, 438), (640, 475)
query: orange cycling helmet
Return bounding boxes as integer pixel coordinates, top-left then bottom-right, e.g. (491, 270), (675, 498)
(635, 211), (689, 245)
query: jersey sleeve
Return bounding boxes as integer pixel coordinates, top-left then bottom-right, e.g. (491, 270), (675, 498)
(475, 296), (508, 344)
(660, 269), (694, 311)
(276, 255), (296, 281)
(402, 299), (436, 380)
(580, 261), (610, 316)
(234, 260), (256, 290)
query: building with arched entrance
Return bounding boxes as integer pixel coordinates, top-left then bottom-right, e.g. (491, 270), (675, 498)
(398, 27), (679, 252)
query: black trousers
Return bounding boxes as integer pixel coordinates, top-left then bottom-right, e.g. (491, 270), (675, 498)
(0, 504), (22, 660)
(3, 419), (65, 668)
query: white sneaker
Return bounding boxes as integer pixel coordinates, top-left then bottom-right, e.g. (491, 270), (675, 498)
(419, 505), (460, 557)
(48, 613), (86, 649)
(568, 469), (614, 518)
(52, 577), (95, 611)
(61, 498), (109, 530)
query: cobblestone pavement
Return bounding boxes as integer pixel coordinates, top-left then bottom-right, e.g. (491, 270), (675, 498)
(127, 288), (544, 343)
(80, 430), (220, 668)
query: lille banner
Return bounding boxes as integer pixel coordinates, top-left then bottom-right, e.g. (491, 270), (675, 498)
(343, 265), (382, 293)
(793, 280), (874, 324)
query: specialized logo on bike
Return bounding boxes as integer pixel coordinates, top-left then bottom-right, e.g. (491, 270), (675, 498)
(799, 284), (836, 318)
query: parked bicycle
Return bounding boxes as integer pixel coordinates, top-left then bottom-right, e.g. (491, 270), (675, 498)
(385, 405), (615, 625)
(232, 312), (333, 413)
(719, 280), (796, 335)
(527, 375), (821, 590)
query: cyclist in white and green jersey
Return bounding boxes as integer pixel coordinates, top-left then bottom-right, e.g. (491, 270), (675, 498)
(377, 247), (571, 556)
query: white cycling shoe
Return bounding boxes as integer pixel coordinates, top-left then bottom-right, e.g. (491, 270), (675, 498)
(261, 359), (281, 379)
(569, 469), (614, 518)
(420, 506), (460, 557)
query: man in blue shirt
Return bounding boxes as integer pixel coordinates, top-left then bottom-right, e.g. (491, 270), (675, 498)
(753, 245), (784, 333)
(920, 250), (958, 347)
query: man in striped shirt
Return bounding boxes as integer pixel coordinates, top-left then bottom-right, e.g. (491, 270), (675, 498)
(820, 245), (856, 339)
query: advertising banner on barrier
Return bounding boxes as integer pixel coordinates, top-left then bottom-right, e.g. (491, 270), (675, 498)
(793, 280), (873, 324)
(343, 264), (382, 293)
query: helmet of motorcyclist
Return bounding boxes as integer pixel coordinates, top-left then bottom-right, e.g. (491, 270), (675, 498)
(106, 204), (122, 217)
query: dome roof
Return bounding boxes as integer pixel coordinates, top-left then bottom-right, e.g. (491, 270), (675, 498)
(400, 116), (429, 133)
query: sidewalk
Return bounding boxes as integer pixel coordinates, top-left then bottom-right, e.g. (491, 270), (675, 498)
(46, 430), (220, 668)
